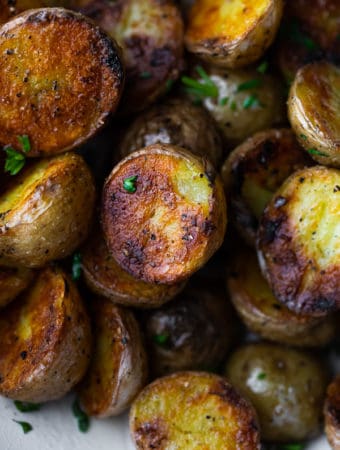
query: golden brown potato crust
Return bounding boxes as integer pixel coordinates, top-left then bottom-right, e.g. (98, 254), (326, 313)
(130, 371), (261, 450)
(102, 144), (227, 284)
(0, 8), (124, 156)
(325, 376), (340, 450)
(0, 266), (35, 309)
(0, 266), (92, 402)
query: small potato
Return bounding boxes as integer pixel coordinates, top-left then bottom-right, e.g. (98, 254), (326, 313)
(0, 8), (124, 156)
(225, 343), (328, 442)
(81, 228), (185, 308)
(119, 97), (223, 168)
(324, 376), (340, 450)
(78, 299), (147, 417)
(185, 0), (283, 68)
(101, 144), (227, 284)
(221, 128), (312, 245)
(0, 266), (35, 309)
(257, 166), (340, 317)
(0, 266), (92, 402)
(130, 371), (261, 449)
(288, 62), (340, 167)
(0, 152), (95, 268)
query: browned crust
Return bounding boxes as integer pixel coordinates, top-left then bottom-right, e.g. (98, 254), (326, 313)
(325, 376), (340, 450)
(0, 266), (35, 308)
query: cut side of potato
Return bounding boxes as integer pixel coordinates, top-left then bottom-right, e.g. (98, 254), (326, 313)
(130, 371), (261, 449)
(0, 266), (35, 309)
(0, 8), (124, 156)
(101, 144), (227, 284)
(78, 299), (148, 417)
(257, 165), (340, 317)
(0, 266), (92, 402)
(324, 376), (340, 450)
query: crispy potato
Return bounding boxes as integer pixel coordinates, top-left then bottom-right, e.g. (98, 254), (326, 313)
(185, 0), (283, 68)
(78, 299), (147, 417)
(0, 266), (92, 402)
(101, 144), (227, 285)
(70, 0), (184, 115)
(227, 248), (336, 347)
(0, 266), (35, 309)
(257, 165), (340, 317)
(0, 8), (124, 157)
(324, 376), (340, 450)
(81, 228), (185, 308)
(221, 128), (312, 246)
(225, 343), (328, 442)
(288, 62), (340, 167)
(130, 371), (261, 449)
(0, 152), (95, 268)
(119, 97), (223, 168)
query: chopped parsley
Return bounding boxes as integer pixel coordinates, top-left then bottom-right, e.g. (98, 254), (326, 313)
(3, 134), (31, 176)
(152, 333), (169, 346)
(243, 94), (261, 109)
(71, 252), (82, 281)
(13, 420), (33, 434)
(140, 71), (152, 79)
(299, 134), (307, 140)
(17, 134), (31, 153)
(307, 148), (329, 157)
(165, 79), (175, 93)
(262, 443), (305, 450)
(257, 372), (267, 380)
(123, 175), (138, 193)
(237, 79), (262, 92)
(181, 66), (218, 101)
(72, 399), (90, 433)
(257, 61), (269, 74)
(230, 100), (237, 111)
(219, 96), (229, 106)
(14, 401), (41, 412)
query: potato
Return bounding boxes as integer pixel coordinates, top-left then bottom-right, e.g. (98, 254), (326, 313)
(221, 128), (312, 246)
(324, 376), (340, 450)
(81, 228), (185, 308)
(288, 62), (340, 167)
(184, 0), (283, 68)
(257, 165), (340, 317)
(70, 0), (184, 115)
(78, 299), (147, 417)
(225, 343), (328, 442)
(0, 266), (92, 402)
(0, 8), (124, 157)
(101, 144), (227, 285)
(119, 97), (223, 168)
(130, 371), (261, 449)
(227, 247), (336, 347)
(0, 152), (95, 268)
(0, 266), (35, 309)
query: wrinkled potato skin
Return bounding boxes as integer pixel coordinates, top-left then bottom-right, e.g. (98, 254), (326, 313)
(0, 266), (35, 309)
(130, 371), (261, 450)
(102, 144), (227, 285)
(119, 98), (223, 168)
(0, 153), (95, 268)
(0, 8), (124, 156)
(78, 299), (148, 417)
(225, 343), (328, 442)
(257, 166), (340, 317)
(185, 0), (283, 68)
(324, 376), (340, 450)
(0, 266), (92, 402)
(221, 128), (312, 246)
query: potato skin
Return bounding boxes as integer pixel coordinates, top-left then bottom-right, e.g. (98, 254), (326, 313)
(0, 266), (35, 309)
(0, 152), (95, 268)
(0, 8), (124, 156)
(257, 165), (340, 317)
(324, 376), (340, 450)
(102, 144), (227, 284)
(130, 371), (261, 450)
(78, 299), (148, 417)
(185, 0), (283, 68)
(0, 266), (92, 402)
(225, 343), (328, 442)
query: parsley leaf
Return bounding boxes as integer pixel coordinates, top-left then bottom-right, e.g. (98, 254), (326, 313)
(123, 175), (138, 193)
(72, 399), (90, 433)
(152, 333), (169, 346)
(3, 135), (31, 176)
(17, 135), (31, 153)
(307, 148), (329, 157)
(14, 401), (41, 412)
(71, 252), (82, 281)
(237, 79), (262, 92)
(140, 71), (152, 79)
(257, 372), (266, 380)
(181, 66), (218, 101)
(257, 61), (269, 74)
(13, 420), (33, 434)
(243, 94), (261, 109)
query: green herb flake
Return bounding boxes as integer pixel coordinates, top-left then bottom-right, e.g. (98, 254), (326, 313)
(17, 135), (31, 153)
(257, 372), (266, 380)
(152, 333), (169, 346)
(278, 444), (305, 450)
(307, 148), (329, 157)
(181, 66), (219, 101)
(140, 71), (152, 79)
(230, 100), (237, 111)
(14, 401), (41, 413)
(257, 61), (268, 74)
(219, 96), (229, 106)
(165, 79), (174, 93)
(237, 79), (262, 92)
(4, 146), (26, 175)
(72, 399), (90, 433)
(13, 420), (33, 434)
(71, 252), (82, 281)
(290, 21), (319, 51)
(299, 134), (307, 140)
(243, 95), (261, 109)
(123, 175), (138, 193)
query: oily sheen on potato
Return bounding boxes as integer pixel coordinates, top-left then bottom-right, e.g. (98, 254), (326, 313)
(324, 376), (340, 450)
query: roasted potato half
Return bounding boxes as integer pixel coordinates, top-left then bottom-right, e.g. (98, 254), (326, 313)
(78, 299), (147, 417)
(225, 343), (328, 442)
(0, 152), (95, 268)
(257, 165), (340, 317)
(71, 0), (184, 115)
(102, 144), (227, 285)
(119, 97), (223, 168)
(227, 248), (336, 347)
(324, 376), (340, 450)
(288, 62), (340, 167)
(0, 8), (124, 157)
(221, 128), (312, 246)
(0, 266), (92, 402)
(0, 266), (35, 309)
(185, 0), (283, 68)
(130, 371), (261, 449)
(81, 228), (185, 308)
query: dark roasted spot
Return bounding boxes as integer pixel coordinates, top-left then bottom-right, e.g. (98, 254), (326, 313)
(257, 140), (275, 167)
(313, 297), (336, 312)
(261, 218), (283, 244)
(20, 351), (27, 360)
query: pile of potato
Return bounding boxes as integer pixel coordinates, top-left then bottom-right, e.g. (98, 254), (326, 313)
(0, 0), (339, 448)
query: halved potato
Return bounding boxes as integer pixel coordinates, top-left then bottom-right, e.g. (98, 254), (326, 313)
(0, 152), (95, 268)
(0, 266), (35, 309)
(257, 165), (340, 317)
(0, 8), (124, 156)
(81, 228), (185, 308)
(221, 128), (312, 245)
(0, 266), (92, 402)
(101, 144), (227, 284)
(185, 0), (283, 68)
(324, 376), (340, 450)
(130, 371), (261, 449)
(288, 62), (340, 167)
(78, 299), (147, 417)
